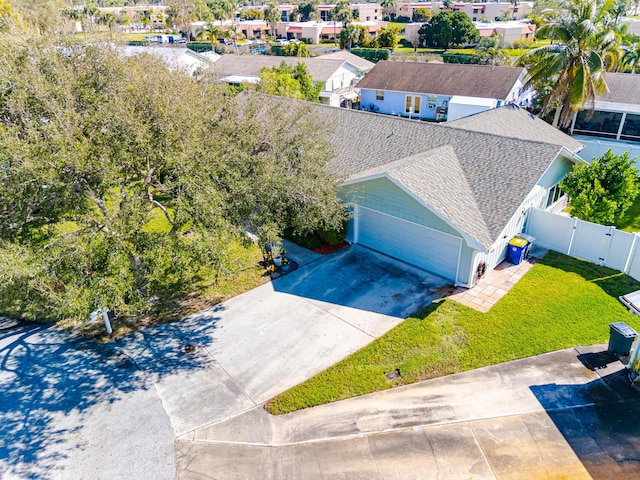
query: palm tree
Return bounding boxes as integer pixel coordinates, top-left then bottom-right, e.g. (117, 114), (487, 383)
(380, 0), (397, 21)
(623, 41), (640, 73)
(263, 3), (280, 38)
(196, 22), (225, 47)
(474, 35), (511, 66)
(520, 0), (619, 128)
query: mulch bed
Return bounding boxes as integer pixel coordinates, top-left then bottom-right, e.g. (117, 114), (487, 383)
(313, 241), (349, 255)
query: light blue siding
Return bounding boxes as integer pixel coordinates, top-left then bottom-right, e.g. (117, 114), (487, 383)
(359, 88), (451, 121)
(342, 177), (478, 285)
(538, 154), (575, 188)
(342, 177), (461, 236)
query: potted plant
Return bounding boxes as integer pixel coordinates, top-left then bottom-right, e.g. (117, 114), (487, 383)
(281, 257), (291, 272)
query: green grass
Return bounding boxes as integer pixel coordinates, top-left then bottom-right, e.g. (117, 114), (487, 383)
(615, 195), (640, 232)
(386, 21), (408, 33)
(266, 251), (640, 415)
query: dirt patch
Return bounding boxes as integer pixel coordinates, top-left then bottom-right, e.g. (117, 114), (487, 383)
(313, 241), (349, 255)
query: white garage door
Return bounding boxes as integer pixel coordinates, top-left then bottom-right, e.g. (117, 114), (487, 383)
(356, 207), (461, 281)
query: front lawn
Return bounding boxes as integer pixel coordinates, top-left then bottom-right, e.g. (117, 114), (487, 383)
(266, 251), (640, 415)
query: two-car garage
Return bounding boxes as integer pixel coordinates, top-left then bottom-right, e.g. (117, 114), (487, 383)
(354, 206), (463, 282)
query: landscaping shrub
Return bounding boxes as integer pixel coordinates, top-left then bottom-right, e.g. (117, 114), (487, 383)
(442, 52), (479, 64)
(351, 48), (390, 62)
(318, 224), (346, 245)
(284, 229), (323, 250)
(187, 42), (213, 53)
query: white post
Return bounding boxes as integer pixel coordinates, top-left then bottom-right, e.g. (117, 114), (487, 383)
(102, 309), (113, 335)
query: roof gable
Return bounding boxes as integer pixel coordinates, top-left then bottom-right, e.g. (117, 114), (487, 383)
(355, 61), (526, 99)
(245, 95), (578, 249)
(347, 146), (493, 248)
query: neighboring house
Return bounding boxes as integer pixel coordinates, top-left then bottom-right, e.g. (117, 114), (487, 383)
(474, 20), (536, 43)
(303, 103), (584, 287)
(275, 21), (383, 44)
(119, 46), (219, 76)
(404, 21), (536, 47)
(395, 1), (534, 21)
(569, 72), (640, 163)
(211, 55), (362, 106)
(357, 61), (528, 121)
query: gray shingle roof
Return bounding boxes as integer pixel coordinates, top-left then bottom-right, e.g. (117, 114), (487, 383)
(211, 55), (346, 83)
(597, 72), (640, 106)
(446, 104), (584, 153)
(347, 146), (493, 247)
(247, 95), (578, 250)
(355, 61), (525, 99)
(309, 105), (577, 249)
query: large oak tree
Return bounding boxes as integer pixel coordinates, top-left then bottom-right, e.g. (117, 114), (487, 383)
(0, 37), (345, 325)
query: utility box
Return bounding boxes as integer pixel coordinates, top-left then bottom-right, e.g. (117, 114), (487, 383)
(608, 322), (638, 357)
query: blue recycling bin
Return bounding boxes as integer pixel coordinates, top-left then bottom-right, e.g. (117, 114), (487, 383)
(508, 237), (528, 265)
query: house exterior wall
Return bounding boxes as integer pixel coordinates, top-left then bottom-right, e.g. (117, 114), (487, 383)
(396, 2), (533, 21)
(324, 66), (358, 91)
(574, 137), (640, 166)
(360, 88), (452, 120)
(341, 177), (476, 285)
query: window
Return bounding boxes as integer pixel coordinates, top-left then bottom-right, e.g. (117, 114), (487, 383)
(376, 90), (384, 101)
(473, 16), (477, 20)
(405, 95), (421, 115)
(573, 110), (623, 139)
(513, 7), (518, 12)
(546, 184), (564, 207)
(621, 114), (640, 142)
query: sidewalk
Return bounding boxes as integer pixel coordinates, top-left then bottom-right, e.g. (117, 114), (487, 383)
(176, 345), (640, 479)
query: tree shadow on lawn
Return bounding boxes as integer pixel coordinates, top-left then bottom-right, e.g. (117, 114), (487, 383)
(0, 306), (224, 479)
(539, 251), (640, 299)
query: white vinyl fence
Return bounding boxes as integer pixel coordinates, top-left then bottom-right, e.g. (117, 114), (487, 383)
(525, 208), (640, 281)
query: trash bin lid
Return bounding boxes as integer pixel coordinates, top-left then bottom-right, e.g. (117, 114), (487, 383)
(609, 322), (638, 338)
(508, 237), (528, 247)
(514, 233), (536, 243)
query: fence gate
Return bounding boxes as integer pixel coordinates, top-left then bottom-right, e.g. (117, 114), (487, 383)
(525, 208), (640, 280)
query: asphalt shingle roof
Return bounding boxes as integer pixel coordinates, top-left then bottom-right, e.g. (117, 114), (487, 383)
(597, 72), (640, 106)
(355, 61), (526, 99)
(249, 96), (579, 250)
(317, 50), (375, 73)
(312, 105), (579, 249)
(211, 55), (347, 83)
(446, 104), (584, 152)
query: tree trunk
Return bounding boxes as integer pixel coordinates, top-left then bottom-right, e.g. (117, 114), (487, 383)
(129, 254), (148, 297)
(551, 103), (563, 128)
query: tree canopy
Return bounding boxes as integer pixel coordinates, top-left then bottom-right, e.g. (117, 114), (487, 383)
(560, 150), (639, 225)
(0, 38), (344, 326)
(418, 10), (479, 49)
(258, 61), (320, 102)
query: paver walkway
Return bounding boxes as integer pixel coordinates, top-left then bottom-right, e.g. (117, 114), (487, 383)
(448, 248), (546, 312)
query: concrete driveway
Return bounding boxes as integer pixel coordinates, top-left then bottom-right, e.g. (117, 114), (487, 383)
(1, 245), (447, 478)
(117, 245), (448, 436)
